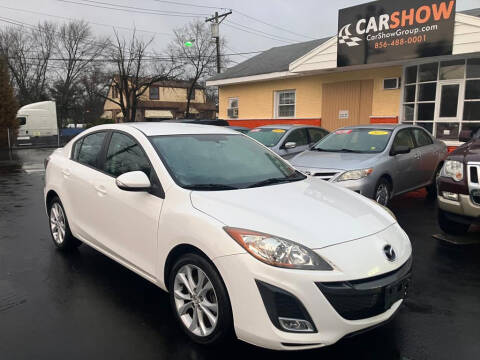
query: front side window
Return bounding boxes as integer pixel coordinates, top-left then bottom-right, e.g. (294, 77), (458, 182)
(412, 128), (433, 147)
(393, 129), (415, 149)
(17, 117), (26, 126)
(104, 132), (151, 178)
(275, 90), (295, 118)
(248, 128), (287, 147)
(284, 129), (308, 147)
(150, 134), (304, 190)
(314, 128), (392, 153)
(149, 87), (159, 100)
(76, 132), (107, 168)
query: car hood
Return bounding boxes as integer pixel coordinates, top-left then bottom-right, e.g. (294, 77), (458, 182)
(190, 178), (396, 249)
(290, 150), (381, 171)
(448, 140), (480, 163)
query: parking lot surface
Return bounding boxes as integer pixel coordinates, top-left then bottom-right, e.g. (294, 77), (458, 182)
(1, 149), (479, 360)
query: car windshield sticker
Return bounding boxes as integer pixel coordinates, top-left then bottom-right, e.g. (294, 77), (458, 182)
(335, 129), (353, 135)
(369, 130), (389, 135)
(272, 129), (286, 133)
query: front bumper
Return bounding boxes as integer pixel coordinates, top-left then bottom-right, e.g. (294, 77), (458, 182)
(333, 177), (377, 199)
(214, 224), (412, 350)
(438, 194), (480, 219)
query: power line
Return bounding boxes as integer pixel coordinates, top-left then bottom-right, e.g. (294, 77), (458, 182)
(223, 22), (294, 44)
(151, 0), (226, 10)
(227, 19), (302, 43)
(0, 5), (172, 37)
(233, 9), (316, 41)
(57, 0), (208, 17)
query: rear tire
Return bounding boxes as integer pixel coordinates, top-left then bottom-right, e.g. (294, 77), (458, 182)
(426, 165), (442, 198)
(48, 196), (81, 251)
(374, 178), (391, 207)
(438, 209), (470, 235)
(169, 253), (233, 346)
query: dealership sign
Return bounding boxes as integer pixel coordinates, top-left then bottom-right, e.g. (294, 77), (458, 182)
(337, 0), (456, 67)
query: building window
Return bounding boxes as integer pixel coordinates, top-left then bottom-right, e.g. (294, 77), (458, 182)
(401, 57), (480, 141)
(112, 85), (119, 99)
(149, 86), (159, 100)
(227, 98), (238, 118)
(275, 90), (295, 118)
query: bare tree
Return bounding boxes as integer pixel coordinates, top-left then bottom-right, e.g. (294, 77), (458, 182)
(103, 29), (179, 122)
(0, 22), (56, 106)
(169, 20), (228, 118)
(52, 20), (107, 127)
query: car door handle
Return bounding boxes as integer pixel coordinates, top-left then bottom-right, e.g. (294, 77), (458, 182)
(62, 169), (71, 177)
(95, 185), (107, 196)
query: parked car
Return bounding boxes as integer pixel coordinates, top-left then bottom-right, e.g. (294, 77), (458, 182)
(437, 128), (480, 235)
(162, 119), (230, 126)
(290, 124), (448, 206)
(227, 126), (250, 134)
(44, 123), (411, 350)
(247, 124), (329, 159)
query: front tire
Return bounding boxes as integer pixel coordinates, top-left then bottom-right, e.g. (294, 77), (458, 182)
(374, 178), (391, 207)
(438, 209), (470, 235)
(48, 196), (81, 251)
(169, 253), (233, 346)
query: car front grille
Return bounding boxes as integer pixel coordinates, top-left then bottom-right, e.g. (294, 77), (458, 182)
(467, 163), (480, 205)
(316, 258), (412, 320)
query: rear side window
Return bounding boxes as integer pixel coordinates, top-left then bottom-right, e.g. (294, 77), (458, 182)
(284, 128), (309, 146)
(104, 132), (152, 178)
(393, 129), (415, 149)
(76, 132), (107, 168)
(308, 128), (328, 143)
(412, 128), (433, 147)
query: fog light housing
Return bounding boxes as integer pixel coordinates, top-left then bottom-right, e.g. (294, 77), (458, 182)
(278, 317), (315, 332)
(442, 192), (459, 201)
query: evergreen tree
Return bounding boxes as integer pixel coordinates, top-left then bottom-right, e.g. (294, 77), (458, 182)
(0, 56), (18, 148)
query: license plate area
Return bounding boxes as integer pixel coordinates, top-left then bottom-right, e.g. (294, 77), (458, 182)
(384, 276), (410, 310)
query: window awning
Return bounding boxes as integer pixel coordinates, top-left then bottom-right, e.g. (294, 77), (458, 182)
(144, 110), (174, 119)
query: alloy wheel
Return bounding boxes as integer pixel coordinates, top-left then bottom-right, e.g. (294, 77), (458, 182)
(375, 183), (390, 206)
(173, 264), (219, 337)
(50, 203), (66, 245)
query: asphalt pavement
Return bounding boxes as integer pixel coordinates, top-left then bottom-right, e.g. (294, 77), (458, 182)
(1, 148), (479, 360)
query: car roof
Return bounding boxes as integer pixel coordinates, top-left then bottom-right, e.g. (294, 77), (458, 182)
(102, 122), (238, 136)
(254, 124), (318, 130)
(339, 124), (410, 130)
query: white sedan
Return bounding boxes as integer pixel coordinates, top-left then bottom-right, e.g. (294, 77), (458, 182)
(44, 123), (412, 350)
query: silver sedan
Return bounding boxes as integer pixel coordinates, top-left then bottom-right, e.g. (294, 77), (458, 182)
(290, 124), (448, 206)
(247, 124), (329, 159)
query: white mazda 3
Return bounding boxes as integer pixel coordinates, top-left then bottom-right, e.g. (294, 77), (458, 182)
(44, 123), (412, 350)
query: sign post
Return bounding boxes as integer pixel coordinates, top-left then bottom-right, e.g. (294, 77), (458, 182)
(337, 0), (456, 67)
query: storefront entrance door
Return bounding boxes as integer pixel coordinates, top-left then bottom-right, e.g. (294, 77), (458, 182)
(435, 80), (465, 139)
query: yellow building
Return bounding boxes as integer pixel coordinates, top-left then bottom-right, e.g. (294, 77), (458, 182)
(103, 80), (216, 122)
(207, 7), (480, 145)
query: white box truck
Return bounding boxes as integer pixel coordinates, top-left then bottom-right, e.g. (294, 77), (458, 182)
(16, 101), (58, 145)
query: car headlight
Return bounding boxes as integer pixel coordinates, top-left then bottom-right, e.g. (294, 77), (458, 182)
(224, 227), (333, 270)
(336, 168), (373, 182)
(368, 198), (396, 221)
(441, 160), (463, 181)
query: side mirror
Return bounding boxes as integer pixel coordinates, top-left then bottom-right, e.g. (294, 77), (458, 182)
(459, 130), (472, 143)
(284, 142), (297, 150)
(116, 171), (151, 192)
(390, 145), (411, 156)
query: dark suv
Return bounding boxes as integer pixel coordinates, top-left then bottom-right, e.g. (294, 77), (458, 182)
(437, 129), (480, 234)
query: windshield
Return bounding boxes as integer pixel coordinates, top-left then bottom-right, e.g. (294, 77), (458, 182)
(247, 128), (287, 147)
(313, 128), (392, 153)
(150, 134), (305, 190)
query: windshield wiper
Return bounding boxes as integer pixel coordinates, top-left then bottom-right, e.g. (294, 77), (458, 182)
(247, 172), (305, 188)
(338, 148), (360, 153)
(183, 184), (239, 191)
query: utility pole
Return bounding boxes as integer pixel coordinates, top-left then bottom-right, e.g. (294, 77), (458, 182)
(205, 10), (232, 73)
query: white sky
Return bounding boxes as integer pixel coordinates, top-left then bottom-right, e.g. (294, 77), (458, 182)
(0, 0), (478, 64)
